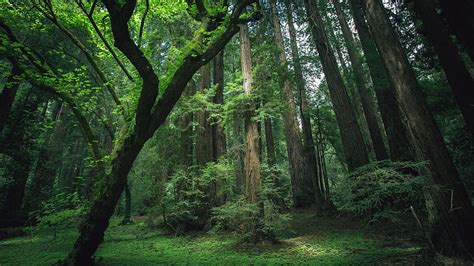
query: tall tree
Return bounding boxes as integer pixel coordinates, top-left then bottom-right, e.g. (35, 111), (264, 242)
(362, 0), (474, 256)
(269, 0), (314, 207)
(54, 1), (261, 263)
(196, 64), (213, 165)
(210, 51), (226, 207)
(349, 0), (412, 161)
(413, 0), (474, 137)
(332, 0), (388, 161)
(240, 24), (261, 205)
(284, 0), (323, 209)
(304, 0), (369, 171)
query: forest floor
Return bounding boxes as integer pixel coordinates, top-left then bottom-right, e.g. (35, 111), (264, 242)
(0, 210), (431, 265)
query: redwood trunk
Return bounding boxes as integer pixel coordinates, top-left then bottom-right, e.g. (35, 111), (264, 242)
(240, 24), (261, 204)
(332, 0), (388, 161)
(304, 0), (369, 171)
(285, 0), (323, 210)
(270, 0), (314, 207)
(363, 0), (474, 256)
(349, 0), (412, 160)
(413, 0), (474, 137)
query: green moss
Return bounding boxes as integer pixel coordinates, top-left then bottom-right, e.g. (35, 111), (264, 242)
(0, 213), (425, 265)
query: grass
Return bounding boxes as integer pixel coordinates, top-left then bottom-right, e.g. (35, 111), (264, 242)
(0, 211), (427, 265)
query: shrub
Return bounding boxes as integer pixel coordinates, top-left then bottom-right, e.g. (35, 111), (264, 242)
(333, 160), (427, 223)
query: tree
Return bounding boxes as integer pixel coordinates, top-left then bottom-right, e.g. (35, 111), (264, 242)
(332, 0), (388, 161)
(304, 0), (369, 171)
(283, 0), (323, 210)
(413, 0), (474, 138)
(54, 1), (261, 263)
(240, 24), (261, 205)
(270, 0), (314, 207)
(362, 0), (474, 256)
(349, 0), (412, 161)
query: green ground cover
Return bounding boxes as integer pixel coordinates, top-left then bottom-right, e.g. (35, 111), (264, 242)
(0, 211), (426, 265)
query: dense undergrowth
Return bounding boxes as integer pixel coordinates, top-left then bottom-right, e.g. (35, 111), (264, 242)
(0, 211), (428, 265)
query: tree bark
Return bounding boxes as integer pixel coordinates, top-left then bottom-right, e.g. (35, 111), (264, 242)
(210, 51), (226, 207)
(363, 0), (474, 257)
(212, 51), (227, 160)
(196, 64), (213, 166)
(349, 0), (412, 161)
(240, 24), (261, 204)
(284, 0), (323, 210)
(304, 0), (369, 171)
(332, 0), (388, 161)
(270, 0), (314, 207)
(413, 0), (474, 138)
(62, 1), (260, 263)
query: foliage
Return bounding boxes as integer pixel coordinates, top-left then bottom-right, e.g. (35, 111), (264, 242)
(151, 160), (235, 232)
(333, 160), (428, 223)
(35, 191), (86, 229)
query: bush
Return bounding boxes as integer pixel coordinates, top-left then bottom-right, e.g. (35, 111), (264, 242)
(35, 191), (86, 229)
(333, 160), (427, 223)
(157, 160), (235, 233)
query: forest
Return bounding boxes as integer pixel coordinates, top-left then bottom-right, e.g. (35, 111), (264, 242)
(0, 0), (473, 264)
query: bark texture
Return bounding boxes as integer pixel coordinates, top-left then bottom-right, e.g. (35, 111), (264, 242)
(332, 0), (388, 161)
(270, 0), (314, 207)
(363, 0), (474, 257)
(413, 0), (474, 138)
(349, 0), (412, 160)
(284, 0), (323, 210)
(304, 0), (369, 171)
(240, 24), (261, 204)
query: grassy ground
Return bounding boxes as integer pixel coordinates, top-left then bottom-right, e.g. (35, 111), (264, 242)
(0, 211), (427, 265)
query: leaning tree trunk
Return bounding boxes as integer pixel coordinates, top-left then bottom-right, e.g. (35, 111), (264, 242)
(363, 0), (474, 257)
(270, 0), (314, 207)
(413, 0), (474, 138)
(349, 0), (412, 161)
(61, 1), (259, 263)
(284, 0), (323, 211)
(332, 0), (388, 161)
(304, 0), (369, 171)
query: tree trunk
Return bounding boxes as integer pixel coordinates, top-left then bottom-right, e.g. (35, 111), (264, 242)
(121, 182), (132, 224)
(0, 61), (21, 134)
(304, 0), (369, 171)
(332, 0), (388, 161)
(212, 51), (227, 160)
(240, 24), (261, 204)
(363, 0), (474, 257)
(349, 0), (412, 161)
(438, 0), (474, 62)
(413, 0), (474, 138)
(270, 0), (314, 207)
(196, 64), (213, 166)
(284, 0), (323, 211)
(210, 51), (226, 207)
